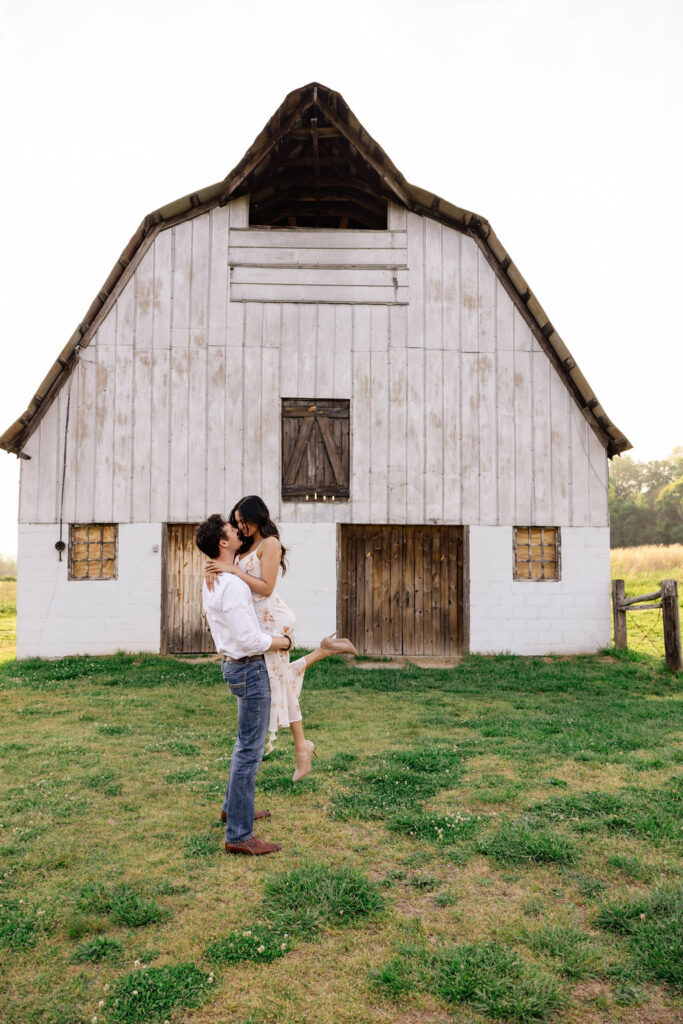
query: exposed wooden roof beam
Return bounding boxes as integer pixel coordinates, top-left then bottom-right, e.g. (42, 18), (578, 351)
(313, 97), (413, 210)
(291, 126), (338, 138)
(217, 98), (316, 203)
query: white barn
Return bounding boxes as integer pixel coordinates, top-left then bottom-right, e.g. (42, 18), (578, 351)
(1, 84), (631, 660)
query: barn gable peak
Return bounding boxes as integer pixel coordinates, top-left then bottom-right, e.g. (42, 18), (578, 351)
(222, 82), (407, 229)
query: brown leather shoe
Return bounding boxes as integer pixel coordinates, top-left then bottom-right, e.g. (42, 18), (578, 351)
(225, 836), (282, 856)
(221, 809), (271, 823)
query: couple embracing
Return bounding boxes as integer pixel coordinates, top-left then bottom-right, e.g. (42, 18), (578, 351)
(195, 496), (357, 856)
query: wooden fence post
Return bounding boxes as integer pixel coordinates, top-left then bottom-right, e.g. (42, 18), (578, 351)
(612, 579), (627, 649)
(661, 579), (682, 673)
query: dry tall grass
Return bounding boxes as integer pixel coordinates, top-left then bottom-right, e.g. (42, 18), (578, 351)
(610, 543), (683, 579)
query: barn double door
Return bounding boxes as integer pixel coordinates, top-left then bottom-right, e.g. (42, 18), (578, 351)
(339, 525), (466, 657)
(162, 524), (214, 654)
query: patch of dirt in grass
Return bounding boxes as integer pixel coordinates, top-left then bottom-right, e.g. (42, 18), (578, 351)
(569, 981), (682, 1024)
(394, 896), (436, 917)
(374, 1010), (452, 1024)
(354, 659), (406, 670)
(617, 1002), (682, 1024)
(170, 655), (222, 664)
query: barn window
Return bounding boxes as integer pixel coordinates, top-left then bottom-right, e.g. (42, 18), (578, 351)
(282, 399), (350, 501)
(513, 527), (560, 581)
(69, 524), (118, 580)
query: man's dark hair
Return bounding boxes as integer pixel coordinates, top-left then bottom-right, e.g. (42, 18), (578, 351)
(195, 514), (227, 558)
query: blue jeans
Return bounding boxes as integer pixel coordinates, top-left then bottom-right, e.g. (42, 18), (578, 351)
(221, 657), (271, 843)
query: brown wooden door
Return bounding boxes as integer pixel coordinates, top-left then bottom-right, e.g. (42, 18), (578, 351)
(162, 524), (214, 654)
(339, 525), (465, 656)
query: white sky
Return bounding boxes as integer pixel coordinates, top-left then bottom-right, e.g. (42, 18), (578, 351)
(0, 0), (681, 559)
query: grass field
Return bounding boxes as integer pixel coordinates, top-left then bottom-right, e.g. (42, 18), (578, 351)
(610, 545), (683, 657)
(0, 647), (681, 1024)
(0, 578), (16, 662)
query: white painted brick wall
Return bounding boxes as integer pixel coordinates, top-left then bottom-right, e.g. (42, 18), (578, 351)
(277, 522), (337, 648)
(16, 521), (611, 659)
(17, 524), (162, 658)
(469, 526), (611, 655)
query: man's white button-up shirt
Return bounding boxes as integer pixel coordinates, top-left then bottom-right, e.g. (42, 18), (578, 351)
(202, 573), (271, 659)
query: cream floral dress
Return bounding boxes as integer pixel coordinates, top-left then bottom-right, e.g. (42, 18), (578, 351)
(236, 541), (307, 752)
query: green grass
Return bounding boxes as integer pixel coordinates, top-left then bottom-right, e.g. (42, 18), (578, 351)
(373, 940), (566, 1023)
(0, 579), (16, 661)
(530, 777), (682, 845)
(523, 923), (601, 979)
(477, 818), (578, 865)
(76, 883), (166, 928)
(206, 926), (292, 964)
(263, 861), (385, 938)
(0, 647), (681, 1023)
(595, 885), (683, 989)
(104, 963), (211, 1023)
(72, 935), (123, 963)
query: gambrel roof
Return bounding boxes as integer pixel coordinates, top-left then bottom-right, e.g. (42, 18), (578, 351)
(1, 82), (631, 457)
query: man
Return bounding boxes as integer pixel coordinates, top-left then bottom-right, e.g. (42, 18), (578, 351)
(195, 513), (292, 856)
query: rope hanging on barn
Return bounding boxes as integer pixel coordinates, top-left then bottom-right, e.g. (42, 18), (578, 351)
(55, 372), (74, 561)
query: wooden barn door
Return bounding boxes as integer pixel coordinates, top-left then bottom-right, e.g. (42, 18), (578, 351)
(339, 525), (465, 657)
(162, 525), (214, 654)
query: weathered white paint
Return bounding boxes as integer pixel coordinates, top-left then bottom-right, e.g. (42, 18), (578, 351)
(469, 526), (612, 655)
(276, 522), (338, 648)
(16, 524), (162, 658)
(20, 199), (609, 533)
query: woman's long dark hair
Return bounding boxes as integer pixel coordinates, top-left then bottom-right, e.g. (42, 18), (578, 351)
(229, 495), (287, 574)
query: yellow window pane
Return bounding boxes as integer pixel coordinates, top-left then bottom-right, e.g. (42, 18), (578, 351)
(529, 528), (543, 543)
(102, 543), (116, 559)
(530, 561), (544, 579)
(73, 526), (88, 542)
(88, 560), (102, 573)
(530, 544), (544, 559)
(72, 560), (88, 578)
(102, 525), (116, 542)
(101, 560), (116, 578)
(72, 543), (88, 560)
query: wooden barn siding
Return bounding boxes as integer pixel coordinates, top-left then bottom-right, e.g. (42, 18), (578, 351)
(19, 200), (608, 528)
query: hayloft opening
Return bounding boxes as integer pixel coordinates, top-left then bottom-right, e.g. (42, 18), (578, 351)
(244, 110), (389, 229)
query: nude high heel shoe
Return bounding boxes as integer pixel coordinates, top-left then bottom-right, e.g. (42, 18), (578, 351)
(292, 740), (317, 783)
(321, 632), (359, 657)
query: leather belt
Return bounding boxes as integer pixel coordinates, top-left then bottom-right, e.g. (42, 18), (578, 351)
(222, 654), (265, 664)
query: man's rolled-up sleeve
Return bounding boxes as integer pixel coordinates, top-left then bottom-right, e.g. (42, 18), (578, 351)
(223, 581), (271, 655)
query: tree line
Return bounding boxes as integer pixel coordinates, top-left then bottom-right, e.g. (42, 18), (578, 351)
(0, 554), (17, 577)
(609, 448), (683, 547)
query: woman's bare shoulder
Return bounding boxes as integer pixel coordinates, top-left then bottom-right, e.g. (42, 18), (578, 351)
(260, 535), (282, 553)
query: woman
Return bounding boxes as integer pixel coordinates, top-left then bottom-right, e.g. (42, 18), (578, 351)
(205, 495), (357, 781)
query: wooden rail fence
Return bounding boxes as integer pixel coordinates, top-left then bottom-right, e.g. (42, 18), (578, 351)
(612, 578), (682, 672)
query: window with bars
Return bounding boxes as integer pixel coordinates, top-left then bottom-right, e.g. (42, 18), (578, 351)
(69, 524), (118, 580)
(514, 527), (560, 581)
